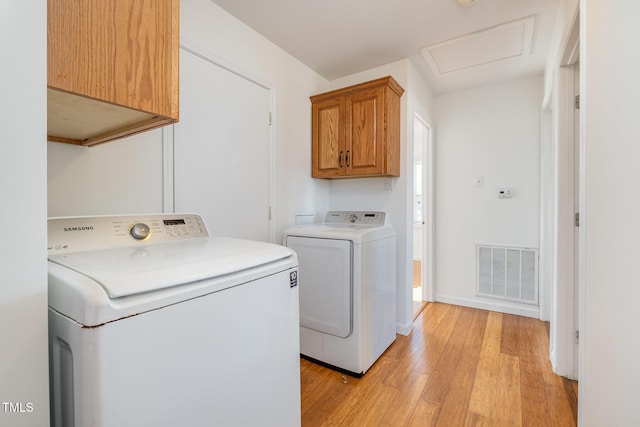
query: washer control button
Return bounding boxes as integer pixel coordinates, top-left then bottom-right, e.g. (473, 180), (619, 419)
(130, 223), (151, 240)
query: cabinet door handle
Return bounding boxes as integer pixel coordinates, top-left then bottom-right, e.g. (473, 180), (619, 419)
(339, 151), (344, 167)
(346, 150), (350, 167)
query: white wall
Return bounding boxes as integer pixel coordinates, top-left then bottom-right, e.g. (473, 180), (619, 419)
(326, 59), (435, 334)
(580, 0), (640, 424)
(0, 1), (50, 426)
(47, 129), (164, 216)
(408, 61), (436, 303)
(434, 76), (542, 317)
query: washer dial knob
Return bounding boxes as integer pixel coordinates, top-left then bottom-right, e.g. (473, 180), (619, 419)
(130, 223), (151, 240)
(347, 213), (358, 223)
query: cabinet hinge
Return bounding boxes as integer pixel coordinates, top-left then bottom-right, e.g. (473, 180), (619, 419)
(574, 212), (580, 227)
(575, 95), (580, 110)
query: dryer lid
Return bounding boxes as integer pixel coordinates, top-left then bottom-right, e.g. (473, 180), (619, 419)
(283, 211), (395, 242)
(48, 237), (293, 298)
(282, 223), (395, 242)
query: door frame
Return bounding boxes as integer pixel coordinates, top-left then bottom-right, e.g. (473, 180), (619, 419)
(414, 113), (435, 303)
(546, 7), (580, 380)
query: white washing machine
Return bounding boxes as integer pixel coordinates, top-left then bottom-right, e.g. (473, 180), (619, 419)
(47, 214), (300, 427)
(283, 211), (396, 376)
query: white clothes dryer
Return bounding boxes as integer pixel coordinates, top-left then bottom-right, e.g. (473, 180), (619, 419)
(47, 214), (300, 427)
(283, 211), (396, 376)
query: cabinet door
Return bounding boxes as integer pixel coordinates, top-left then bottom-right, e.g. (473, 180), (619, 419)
(312, 97), (345, 177)
(346, 87), (386, 176)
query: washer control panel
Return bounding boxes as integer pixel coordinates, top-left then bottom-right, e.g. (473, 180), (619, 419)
(323, 211), (387, 226)
(48, 214), (209, 255)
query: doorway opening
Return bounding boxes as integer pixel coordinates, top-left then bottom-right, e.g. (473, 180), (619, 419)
(412, 114), (433, 318)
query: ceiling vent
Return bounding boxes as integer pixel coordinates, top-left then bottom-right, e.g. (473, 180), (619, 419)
(420, 15), (536, 78)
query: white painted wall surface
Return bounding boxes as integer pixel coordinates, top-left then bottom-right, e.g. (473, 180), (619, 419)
(0, 1), (50, 426)
(434, 76), (542, 317)
(580, 0), (640, 424)
(327, 59), (435, 334)
(47, 130), (164, 216)
(408, 62), (436, 305)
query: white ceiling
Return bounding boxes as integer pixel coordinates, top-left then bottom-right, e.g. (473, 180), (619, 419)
(210, 0), (561, 95)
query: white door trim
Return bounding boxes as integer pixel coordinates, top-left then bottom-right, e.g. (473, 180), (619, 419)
(539, 106), (553, 323)
(549, 6), (580, 380)
(414, 113), (435, 303)
(549, 65), (578, 380)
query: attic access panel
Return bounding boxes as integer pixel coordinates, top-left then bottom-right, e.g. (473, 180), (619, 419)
(421, 15), (535, 77)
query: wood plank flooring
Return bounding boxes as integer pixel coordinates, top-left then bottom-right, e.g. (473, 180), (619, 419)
(300, 303), (578, 426)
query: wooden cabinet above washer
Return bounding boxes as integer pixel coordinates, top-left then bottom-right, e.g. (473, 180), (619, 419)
(47, 0), (179, 146)
(310, 76), (404, 178)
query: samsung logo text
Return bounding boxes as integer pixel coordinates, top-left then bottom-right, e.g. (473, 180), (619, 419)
(63, 226), (94, 232)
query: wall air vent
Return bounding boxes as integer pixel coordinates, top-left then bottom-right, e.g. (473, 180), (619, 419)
(477, 245), (538, 304)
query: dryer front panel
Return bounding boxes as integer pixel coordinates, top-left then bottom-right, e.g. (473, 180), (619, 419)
(286, 236), (352, 338)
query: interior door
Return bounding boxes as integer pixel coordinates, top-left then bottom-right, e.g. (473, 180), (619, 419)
(174, 48), (271, 241)
(286, 236), (352, 338)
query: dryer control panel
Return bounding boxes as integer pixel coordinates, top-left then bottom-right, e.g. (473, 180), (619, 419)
(323, 211), (387, 226)
(48, 214), (209, 255)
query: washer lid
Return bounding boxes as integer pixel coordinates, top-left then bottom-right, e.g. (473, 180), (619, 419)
(48, 237), (293, 298)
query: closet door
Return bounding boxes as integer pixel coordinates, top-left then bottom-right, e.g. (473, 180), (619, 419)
(174, 49), (271, 241)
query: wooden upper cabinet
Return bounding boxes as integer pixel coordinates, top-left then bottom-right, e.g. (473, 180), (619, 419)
(310, 76), (404, 179)
(47, 0), (179, 146)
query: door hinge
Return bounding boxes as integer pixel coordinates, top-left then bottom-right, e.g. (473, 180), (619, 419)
(269, 112), (272, 126)
(574, 212), (580, 227)
(575, 95), (580, 110)
(575, 330), (579, 343)
(268, 206), (272, 220)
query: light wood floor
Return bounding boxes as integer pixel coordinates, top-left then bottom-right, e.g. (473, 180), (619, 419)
(300, 303), (578, 426)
